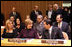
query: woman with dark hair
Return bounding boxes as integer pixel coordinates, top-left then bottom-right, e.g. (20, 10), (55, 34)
(14, 18), (25, 35)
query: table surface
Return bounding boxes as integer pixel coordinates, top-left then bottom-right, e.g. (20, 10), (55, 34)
(1, 38), (71, 46)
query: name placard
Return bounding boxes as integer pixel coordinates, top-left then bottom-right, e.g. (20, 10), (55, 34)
(41, 40), (64, 44)
(8, 38), (26, 43)
(8, 38), (64, 44)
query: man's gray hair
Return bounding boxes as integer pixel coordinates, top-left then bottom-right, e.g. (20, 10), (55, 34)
(37, 15), (43, 19)
(54, 3), (59, 9)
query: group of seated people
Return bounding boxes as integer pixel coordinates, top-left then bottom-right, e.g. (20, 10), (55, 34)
(1, 3), (71, 40)
(2, 14), (70, 40)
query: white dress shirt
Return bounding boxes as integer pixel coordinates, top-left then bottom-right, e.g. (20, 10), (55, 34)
(13, 12), (16, 15)
(35, 11), (39, 16)
(48, 10), (52, 19)
(49, 26), (53, 39)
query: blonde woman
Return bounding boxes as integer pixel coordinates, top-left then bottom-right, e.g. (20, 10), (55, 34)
(2, 19), (17, 38)
(17, 19), (39, 39)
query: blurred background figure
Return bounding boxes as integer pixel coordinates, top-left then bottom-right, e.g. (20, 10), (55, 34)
(25, 15), (31, 21)
(61, 7), (64, 10)
(62, 7), (69, 23)
(9, 7), (21, 21)
(68, 7), (71, 27)
(30, 5), (42, 23)
(46, 4), (54, 20)
(68, 7), (71, 39)
(51, 4), (63, 22)
(1, 13), (5, 26)
(25, 15), (32, 25)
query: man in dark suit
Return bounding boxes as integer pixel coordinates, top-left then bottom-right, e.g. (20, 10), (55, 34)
(53, 14), (70, 38)
(30, 5), (42, 23)
(42, 19), (64, 39)
(9, 7), (21, 21)
(51, 4), (63, 22)
(62, 7), (69, 23)
(46, 4), (54, 20)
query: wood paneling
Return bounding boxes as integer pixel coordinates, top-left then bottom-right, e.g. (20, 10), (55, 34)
(1, 1), (63, 24)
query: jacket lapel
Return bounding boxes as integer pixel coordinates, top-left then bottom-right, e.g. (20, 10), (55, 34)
(45, 30), (50, 39)
(61, 21), (63, 31)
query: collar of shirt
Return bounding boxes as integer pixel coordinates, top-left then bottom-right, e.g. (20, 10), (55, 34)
(13, 12), (16, 15)
(13, 12), (16, 13)
(49, 26), (53, 31)
(48, 10), (52, 18)
(48, 26), (53, 34)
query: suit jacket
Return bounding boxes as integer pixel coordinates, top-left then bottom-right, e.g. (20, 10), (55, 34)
(42, 26), (64, 39)
(46, 10), (54, 17)
(30, 10), (42, 23)
(46, 10), (55, 23)
(9, 12), (21, 21)
(17, 28), (39, 39)
(62, 11), (69, 23)
(53, 21), (70, 34)
(14, 22), (25, 34)
(2, 29), (18, 38)
(33, 21), (45, 35)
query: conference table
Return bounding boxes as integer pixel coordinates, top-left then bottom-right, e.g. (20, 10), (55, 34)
(1, 26), (71, 46)
(1, 38), (71, 46)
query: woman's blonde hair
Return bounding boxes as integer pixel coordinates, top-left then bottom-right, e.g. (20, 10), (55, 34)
(5, 19), (13, 31)
(25, 19), (33, 26)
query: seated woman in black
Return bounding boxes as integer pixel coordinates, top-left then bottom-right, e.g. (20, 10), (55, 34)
(2, 19), (17, 38)
(14, 18), (25, 35)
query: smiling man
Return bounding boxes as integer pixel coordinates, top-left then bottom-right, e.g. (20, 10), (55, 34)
(42, 19), (64, 39)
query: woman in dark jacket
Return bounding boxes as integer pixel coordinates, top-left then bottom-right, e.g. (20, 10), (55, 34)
(14, 18), (25, 35)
